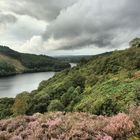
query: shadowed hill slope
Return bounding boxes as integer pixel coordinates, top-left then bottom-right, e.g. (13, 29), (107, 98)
(0, 45), (70, 76)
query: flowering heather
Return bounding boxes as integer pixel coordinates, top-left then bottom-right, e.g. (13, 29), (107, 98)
(103, 113), (135, 138)
(0, 110), (139, 140)
(96, 133), (113, 140)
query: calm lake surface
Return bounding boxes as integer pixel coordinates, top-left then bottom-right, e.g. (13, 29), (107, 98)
(0, 72), (55, 98)
(0, 63), (77, 98)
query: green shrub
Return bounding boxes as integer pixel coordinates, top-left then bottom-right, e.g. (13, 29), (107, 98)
(12, 92), (30, 115)
(86, 75), (99, 86)
(134, 86), (140, 105)
(71, 74), (85, 89)
(95, 98), (120, 116)
(0, 60), (16, 76)
(48, 100), (64, 111)
(0, 98), (14, 119)
(28, 94), (50, 114)
(61, 86), (75, 106)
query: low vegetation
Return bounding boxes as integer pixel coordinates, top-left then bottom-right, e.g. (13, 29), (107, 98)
(0, 106), (140, 140)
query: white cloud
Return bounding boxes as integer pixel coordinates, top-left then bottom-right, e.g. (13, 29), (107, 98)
(10, 14), (47, 41)
(0, 13), (47, 52)
(0, 0), (140, 55)
(19, 35), (44, 53)
(43, 0), (140, 50)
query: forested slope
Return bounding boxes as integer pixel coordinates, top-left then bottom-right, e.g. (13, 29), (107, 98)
(1, 39), (140, 118)
(26, 46), (140, 116)
(0, 45), (70, 76)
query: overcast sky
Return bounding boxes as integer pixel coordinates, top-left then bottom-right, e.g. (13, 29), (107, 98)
(0, 0), (140, 56)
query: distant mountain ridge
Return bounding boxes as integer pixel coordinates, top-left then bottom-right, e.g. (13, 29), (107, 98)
(0, 45), (70, 76)
(55, 52), (112, 63)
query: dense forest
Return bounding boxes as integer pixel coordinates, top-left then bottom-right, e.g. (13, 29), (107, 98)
(0, 38), (140, 139)
(0, 46), (70, 76)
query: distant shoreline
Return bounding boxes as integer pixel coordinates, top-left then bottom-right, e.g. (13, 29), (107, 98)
(0, 63), (76, 78)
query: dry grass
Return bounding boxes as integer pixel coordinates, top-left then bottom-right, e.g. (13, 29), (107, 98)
(0, 54), (26, 72)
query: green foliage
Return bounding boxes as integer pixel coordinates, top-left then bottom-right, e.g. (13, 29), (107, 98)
(95, 98), (120, 116)
(0, 60), (16, 76)
(12, 92), (30, 115)
(134, 86), (140, 105)
(56, 55), (93, 63)
(48, 100), (64, 111)
(71, 74), (86, 89)
(20, 54), (70, 72)
(129, 38), (140, 48)
(27, 94), (50, 114)
(1, 45), (140, 118)
(30, 47), (140, 116)
(0, 45), (70, 76)
(0, 98), (14, 119)
(0, 45), (20, 59)
(61, 86), (75, 106)
(61, 86), (81, 111)
(86, 75), (99, 86)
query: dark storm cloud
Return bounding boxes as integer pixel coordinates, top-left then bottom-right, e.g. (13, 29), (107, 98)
(54, 33), (115, 50)
(1, 0), (140, 52)
(7, 0), (77, 22)
(42, 0), (140, 50)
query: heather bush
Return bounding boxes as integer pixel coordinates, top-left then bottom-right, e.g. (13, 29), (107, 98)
(10, 136), (22, 140)
(104, 113), (135, 139)
(95, 133), (113, 140)
(0, 110), (139, 140)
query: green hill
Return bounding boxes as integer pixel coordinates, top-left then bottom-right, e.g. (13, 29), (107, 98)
(0, 39), (140, 119)
(23, 46), (139, 116)
(0, 39), (140, 139)
(0, 39), (140, 140)
(0, 45), (70, 76)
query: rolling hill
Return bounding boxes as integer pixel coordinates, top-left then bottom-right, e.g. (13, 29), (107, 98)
(0, 39), (140, 139)
(0, 45), (70, 76)
(0, 38), (140, 116)
(24, 44), (140, 115)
